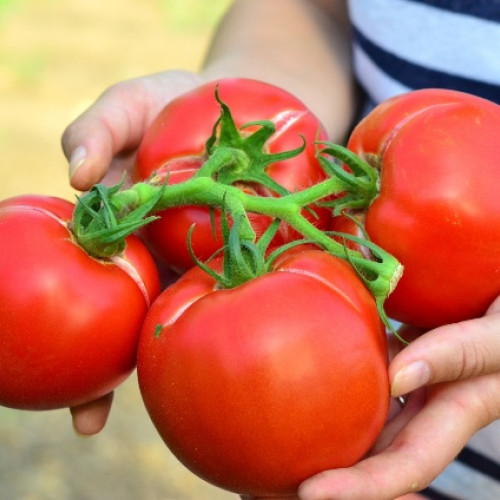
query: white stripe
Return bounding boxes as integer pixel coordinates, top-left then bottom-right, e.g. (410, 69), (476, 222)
(468, 420), (500, 466)
(348, 0), (500, 85)
(431, 456), (500, 500)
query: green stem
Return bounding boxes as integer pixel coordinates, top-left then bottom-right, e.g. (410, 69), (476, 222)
(69, 82), (404, 321)
(193, 147), (249, 179)
(245, 193), (401, 299)
(113, 176), (257, 242)
(108, 174), (401, 303)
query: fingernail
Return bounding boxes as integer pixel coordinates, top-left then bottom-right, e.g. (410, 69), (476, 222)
(391, 360), (431, 397)
(69, 146), (87, 179)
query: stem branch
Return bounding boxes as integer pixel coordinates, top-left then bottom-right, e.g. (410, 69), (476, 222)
(106, 174), (401, 302)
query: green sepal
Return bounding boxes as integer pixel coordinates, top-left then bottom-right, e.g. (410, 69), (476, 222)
(154, 324), (163, 339)
(72, 179), (164, 258)
(316, 142), (379, 215)
(325, 213), (406, 341)
(188, 207), (283, 289)
(265, 237), (316, 269)
(200, 86), (305, 197)
(186, 224), (232, 288)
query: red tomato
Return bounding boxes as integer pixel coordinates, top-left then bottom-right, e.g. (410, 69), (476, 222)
(133, 78), (330, 273)
(335, 89), (500, 328)
(137, 249), (389, 496)
(0, 195), (160, 410)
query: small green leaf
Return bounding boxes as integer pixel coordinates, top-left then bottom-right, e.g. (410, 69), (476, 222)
(72, 180), (165, 258)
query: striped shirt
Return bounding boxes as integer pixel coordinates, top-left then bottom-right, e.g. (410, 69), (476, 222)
(348, 0), (500, 107)
(346, 1), (500, 499)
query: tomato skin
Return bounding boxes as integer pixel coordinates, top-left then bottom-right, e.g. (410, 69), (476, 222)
(137, 249), (389, 496)
(0, 195), (160, 410)
(343, 89), (500, 328)
(134, 78), (330, 273)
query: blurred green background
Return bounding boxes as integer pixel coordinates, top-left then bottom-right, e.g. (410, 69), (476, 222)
(0, 0), (232, 200)
(0, 1), (238, 499)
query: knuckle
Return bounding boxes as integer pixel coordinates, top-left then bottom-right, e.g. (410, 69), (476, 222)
(100, 80), (130, 100)
(98, 78), (143, 104)
(457, 340), (486, 379)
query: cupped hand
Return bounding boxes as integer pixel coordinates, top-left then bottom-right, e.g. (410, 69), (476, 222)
(61, 70), (205, 191)
(298, 296), (500, 500)
(64, 70), (205, 434)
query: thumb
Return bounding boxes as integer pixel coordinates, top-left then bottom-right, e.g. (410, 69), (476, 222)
(62, 71), (204, 191)
(390, 297), (500, 397)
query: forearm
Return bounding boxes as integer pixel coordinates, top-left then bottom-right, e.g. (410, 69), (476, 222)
(202, 0), (356, 142)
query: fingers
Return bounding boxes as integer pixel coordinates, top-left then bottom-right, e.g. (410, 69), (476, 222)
(62, 81), (151, 191)
(390, 303), (500, 397)
(61, 70), (204, 191)
(370, 389), (426, 455)
(298, 381), (482, 500)
(70, 391), (114, 436)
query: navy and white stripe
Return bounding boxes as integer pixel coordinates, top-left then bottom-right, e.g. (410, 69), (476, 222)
(345, 2), (500, 498)
(421, 444), (500, 500)
(348, 0), (500, 104)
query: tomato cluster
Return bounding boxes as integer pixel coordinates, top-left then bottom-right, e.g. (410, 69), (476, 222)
(2, 78), (499, 497)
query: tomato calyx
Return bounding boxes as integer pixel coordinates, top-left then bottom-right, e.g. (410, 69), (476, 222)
(316, 143), (380, 214)
(187, 207), (319, 289)
(188, 213), (276, 289)
(194, 86), (306, 197)
(71, 181), (164, 258)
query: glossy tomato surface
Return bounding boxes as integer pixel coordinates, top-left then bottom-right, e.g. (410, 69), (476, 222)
(137, 249), (389, 496)
(344, 89), (500, 327)
(134, 78), (330, 273)
(0, 195), (160, 410)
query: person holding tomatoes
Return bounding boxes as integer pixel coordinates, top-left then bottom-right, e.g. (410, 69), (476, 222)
(62, 1), (500, 499)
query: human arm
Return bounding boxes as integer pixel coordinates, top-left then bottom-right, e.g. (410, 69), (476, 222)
(202, 0), (356, 142)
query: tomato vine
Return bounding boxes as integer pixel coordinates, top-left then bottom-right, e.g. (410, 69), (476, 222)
(71, 87), (403, 328)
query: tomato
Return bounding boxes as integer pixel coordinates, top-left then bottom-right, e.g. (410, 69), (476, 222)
(133, 78), (330, 273)
(0, 195), (160, 410)
(334, 89), (500, 328)
(137, 249), (389, 496)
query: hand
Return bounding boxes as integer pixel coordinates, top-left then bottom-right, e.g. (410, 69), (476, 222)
(298, 296), (500, 500)
(61, 70), (204, 191)
(63, 70), (205, 434)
